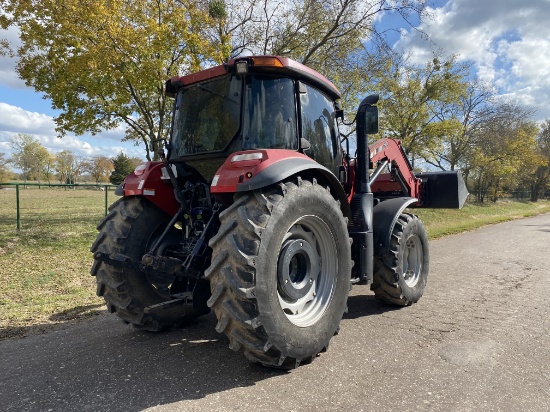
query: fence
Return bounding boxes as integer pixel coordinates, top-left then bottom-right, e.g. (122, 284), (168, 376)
(0, 182), (116, 232)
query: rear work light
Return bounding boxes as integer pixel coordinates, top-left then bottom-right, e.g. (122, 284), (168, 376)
(235, 60), (248, 74)
(133, 163), (148, 176)
(231, 152), (264, 162)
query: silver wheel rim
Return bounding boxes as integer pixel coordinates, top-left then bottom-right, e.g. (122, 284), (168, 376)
(277, 216), (337, 327)
(403, 234), (423, 287)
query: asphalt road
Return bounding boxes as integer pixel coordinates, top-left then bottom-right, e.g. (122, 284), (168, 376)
(1, 213), (549, 412)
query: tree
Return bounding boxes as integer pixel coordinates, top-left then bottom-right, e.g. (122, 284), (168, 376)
(520, 120), (550, 201)
(218, 0), (428, 64)
(9, 134), (51, 183)
(467, 103), (539, 202)
(422, 81), (495, 172)
(1, 0), (229, 161)
(216, 0), (430, 121)
(378, 54), (469, 167)
(0, 152), (13, 182)
(2, 0), (430, 160)
(110, 152), (135, 185)
(85, 155), (115, 183)
(55, 150), (85, 184)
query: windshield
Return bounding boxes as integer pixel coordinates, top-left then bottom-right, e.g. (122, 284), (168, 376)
(170, 74), (298, 157)
(171, 75), (242, 156)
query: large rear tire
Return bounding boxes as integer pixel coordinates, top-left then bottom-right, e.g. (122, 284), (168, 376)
(371, 213), (429, 306)
(206, 177), (351, 368)
(90, 196), (210, 331)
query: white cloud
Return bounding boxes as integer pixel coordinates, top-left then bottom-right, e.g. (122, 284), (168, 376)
(0, 102), (56, 134)
(0, 26), (26, 89)
(393, 0), (550, 120)
(0, 103), (145, 160)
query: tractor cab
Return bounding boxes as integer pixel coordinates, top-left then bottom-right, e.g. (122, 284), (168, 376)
(165, 56), (343, 181)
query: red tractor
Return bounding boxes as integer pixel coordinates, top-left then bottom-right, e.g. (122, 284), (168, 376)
(91, 56), (467, 368)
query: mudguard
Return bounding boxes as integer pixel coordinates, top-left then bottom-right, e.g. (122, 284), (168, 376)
(373, 197), (418, 256)
(210, 149), (351, 219)
(118, 161), (179, 216)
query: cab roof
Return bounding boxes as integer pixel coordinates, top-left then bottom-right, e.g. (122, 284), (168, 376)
(166, 55), (340, 100)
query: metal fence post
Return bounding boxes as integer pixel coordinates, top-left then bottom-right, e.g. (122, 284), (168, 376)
(104, 185), (108, 216)
(16, 184), (20, 233)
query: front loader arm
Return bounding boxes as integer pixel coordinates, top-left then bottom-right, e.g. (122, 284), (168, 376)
(368, 138), (423, 203)
(368, 138), (468, 208)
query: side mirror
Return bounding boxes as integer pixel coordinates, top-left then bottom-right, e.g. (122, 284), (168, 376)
(356, 94), (379, 138)
(355, 94), (379, 193)
(364, 105), (378, 135)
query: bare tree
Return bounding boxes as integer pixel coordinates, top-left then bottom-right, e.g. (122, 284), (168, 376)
(423, 81), (495, 171)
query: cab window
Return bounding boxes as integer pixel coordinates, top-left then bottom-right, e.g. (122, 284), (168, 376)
(300, 84), (341, 171)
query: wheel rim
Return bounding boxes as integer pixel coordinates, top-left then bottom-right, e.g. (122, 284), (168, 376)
(277, 216), (337, 327)
(403, 234), (423, 287)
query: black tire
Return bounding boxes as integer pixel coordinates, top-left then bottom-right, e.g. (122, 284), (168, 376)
(90, 196), (210, 331)
(205, 177), (351, 369)
(371, 213), (429, 306)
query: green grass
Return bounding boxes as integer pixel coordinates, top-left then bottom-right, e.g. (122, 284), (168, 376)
(414, 199), (550, 238)
(1, 187), (549, 340)
(0, 187), (109, 339)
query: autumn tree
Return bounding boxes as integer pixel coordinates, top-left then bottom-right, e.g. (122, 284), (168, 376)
(1, 0), (229, 161)
(55, 150), (84, 184)
(1, 0), (431, 160)
(9, 134), (51, 183)
(467, 103), (539, 202)
(85, 155), (115, 184)
(0, 152), (12, 182)
(378, 55), (469, 167)
(519, 120), (550, 201)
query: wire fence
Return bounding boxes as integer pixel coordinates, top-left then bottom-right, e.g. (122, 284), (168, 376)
(0, 182), (117, 232)
(2, 181), (548, 234)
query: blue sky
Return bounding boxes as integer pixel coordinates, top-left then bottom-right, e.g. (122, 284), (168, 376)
(1, 0), (550, 162)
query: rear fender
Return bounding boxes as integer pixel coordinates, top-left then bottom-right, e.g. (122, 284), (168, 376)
(210, 149), (351, 219)
(373, 197), (418, 256)
(119, 161), (179, 216)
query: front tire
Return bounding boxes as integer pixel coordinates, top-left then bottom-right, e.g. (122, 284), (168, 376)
(206, 177), (351, 368)
(371, 213), (429, 305)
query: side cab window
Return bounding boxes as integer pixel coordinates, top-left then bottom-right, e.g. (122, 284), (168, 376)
(299, 83), (342, 174)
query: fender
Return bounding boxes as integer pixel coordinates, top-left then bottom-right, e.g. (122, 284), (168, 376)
(373, 197), (418, 257)
(210, 149), (351, 219)
(119, 161), (179, 216)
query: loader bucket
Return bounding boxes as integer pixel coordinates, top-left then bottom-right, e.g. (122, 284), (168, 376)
(415, 170), (469, 209)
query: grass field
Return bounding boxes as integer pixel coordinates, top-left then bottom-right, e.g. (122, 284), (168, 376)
(1, 186), (549, 341)
(0, 187), (110, 340)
